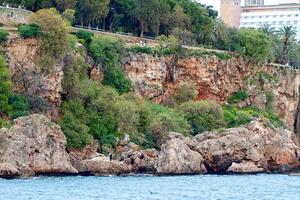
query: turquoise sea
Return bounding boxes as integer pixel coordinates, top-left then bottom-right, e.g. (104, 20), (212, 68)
(0, 174), (299, 200)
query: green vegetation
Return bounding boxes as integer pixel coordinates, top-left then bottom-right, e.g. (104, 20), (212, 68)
(178, 100), (225, 135)
(89, 35), (131, 94)
(236, 29), (271, 62)
(75, 30), (94, 45)
(0, 30), (8, 43)
(29, 8), (70, 72)
(8, 95), (30, 119)
(18, 24), (41, 39)
(0, 54), (12, 117)
(173, 81), (198, 104)
(228, 90), (249, 104)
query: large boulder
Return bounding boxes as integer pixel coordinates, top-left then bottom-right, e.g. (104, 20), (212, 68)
(155, 138), (207, 174)
(82, 157), (132, 176)
(194, 119), (300, 173)
(115, 135), (159, 173)
(0, 114), (77, 178)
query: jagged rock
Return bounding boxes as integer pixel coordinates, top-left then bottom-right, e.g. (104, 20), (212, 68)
(6, 37), (64, 120)
(123, 53), (300, 129)
(0, 114), (78, 178)
(115, 135), (158, 173)
(155, 138), (207, 174)
(83, 157), (132, 176)
(194, 119), (300, 173)
(0, 163), (21, 178)
(227, 161), (264, 173)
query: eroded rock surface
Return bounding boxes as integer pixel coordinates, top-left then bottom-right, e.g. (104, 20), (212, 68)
(0, 114), (77, 178)
(155, 138), (207, 174)
(123, 53), (300, 130)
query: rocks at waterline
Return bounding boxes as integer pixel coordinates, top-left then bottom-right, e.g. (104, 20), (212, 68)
(0, 114), (77, 177)
(155, 119), (300, 174)
(0, 115), (299, 178)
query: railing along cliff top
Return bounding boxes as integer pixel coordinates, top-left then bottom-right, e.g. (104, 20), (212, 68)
(0, 5), (32, 13)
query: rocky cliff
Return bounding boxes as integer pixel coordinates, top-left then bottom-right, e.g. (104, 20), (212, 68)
(5, 38), (300, 131)
(123, 53), (300, 131)
(0, 115), (299, 178)
(155, 118), (300, 174)
(0, 114), (77, 177)
(5, 36), (65, 119)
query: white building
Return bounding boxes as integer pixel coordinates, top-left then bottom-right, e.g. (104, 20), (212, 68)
(240, 3), (300, 39)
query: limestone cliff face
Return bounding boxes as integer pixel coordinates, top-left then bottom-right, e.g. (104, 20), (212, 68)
(123, 53), (300, 131)
(6, 37), (64, 119)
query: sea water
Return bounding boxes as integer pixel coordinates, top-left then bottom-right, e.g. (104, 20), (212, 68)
(0, 174), (299, 200)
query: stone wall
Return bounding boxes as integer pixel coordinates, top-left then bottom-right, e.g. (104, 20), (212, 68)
(0, 6), (32, 26)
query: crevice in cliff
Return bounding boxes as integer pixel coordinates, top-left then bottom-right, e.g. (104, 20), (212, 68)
(293, 86), (300, 146)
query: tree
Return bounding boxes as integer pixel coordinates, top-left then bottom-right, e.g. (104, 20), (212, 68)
(279, 25), (296, 64)
(30, 8), (71, 72)
(131, 0), (170, 37)
(75, 0), (110, 27)
(260, 23), (275, 35)
(237, 29), (271, 62)
(62, 9), (76, 24)
(168, 5), (191, 34)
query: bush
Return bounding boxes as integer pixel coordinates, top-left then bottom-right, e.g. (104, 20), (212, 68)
(223, 106), (253, 128)
(0, 118), (10, 128)
(129, 45), (153, 54)
(18, 24), (41, 39)
(0, 55), (12, 115)
(0, 30), (8, 43)
(59, 100), (91, 148)
(173, 81), (198, 104)
(27, 96), (50, 113)
(75, 30), (94, 45)
(102, 66), (132, 94)
(178, 100), (225, 135)
(228, 90), (249, 104)
(89, 35), (125, 67)
(237, 29), (271, 61)
(150, 108), (190, 146)
(9, 95), (30, 119)
(30, 8), (71, 72)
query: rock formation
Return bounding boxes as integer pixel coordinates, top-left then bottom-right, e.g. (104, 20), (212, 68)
(155, 118), (300, 174)
(0, 114), (77, 177)
(115, 135), (158, 173)
(155, 138), (207, 174)
(123, 53), (300, 130)
(6, 37), (64, 120)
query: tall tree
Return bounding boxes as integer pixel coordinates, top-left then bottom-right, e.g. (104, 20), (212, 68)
(279, 25), (296, 64)
(131, 0), (170, 38)
(75, 0), (110, 27)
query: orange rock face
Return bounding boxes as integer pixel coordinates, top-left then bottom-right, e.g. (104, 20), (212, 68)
(123, 53), (300, 130)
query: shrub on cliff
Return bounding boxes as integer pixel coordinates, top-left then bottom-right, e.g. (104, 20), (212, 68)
(102, 66), (132, 94)
(8, 95), (30, 119)
(236, 29), (271, 62)
(18, 24), (41, 39)
(223, 105), (255, 128)
(89, 35), (131, 94)
(75, 30), (94, 45)
(29, 8), (71, 72)
(228, 90), (249, 104)
(0, 55), (12, 116)
(129, 45), (153, 54)
(0, 30), (8, 43)
(173, 81), (198, 104)
(178, 100), (225, 135)
(59, 100), (91, 149)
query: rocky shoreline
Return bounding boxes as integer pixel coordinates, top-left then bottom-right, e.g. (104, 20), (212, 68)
(0, 114), (299, 179)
